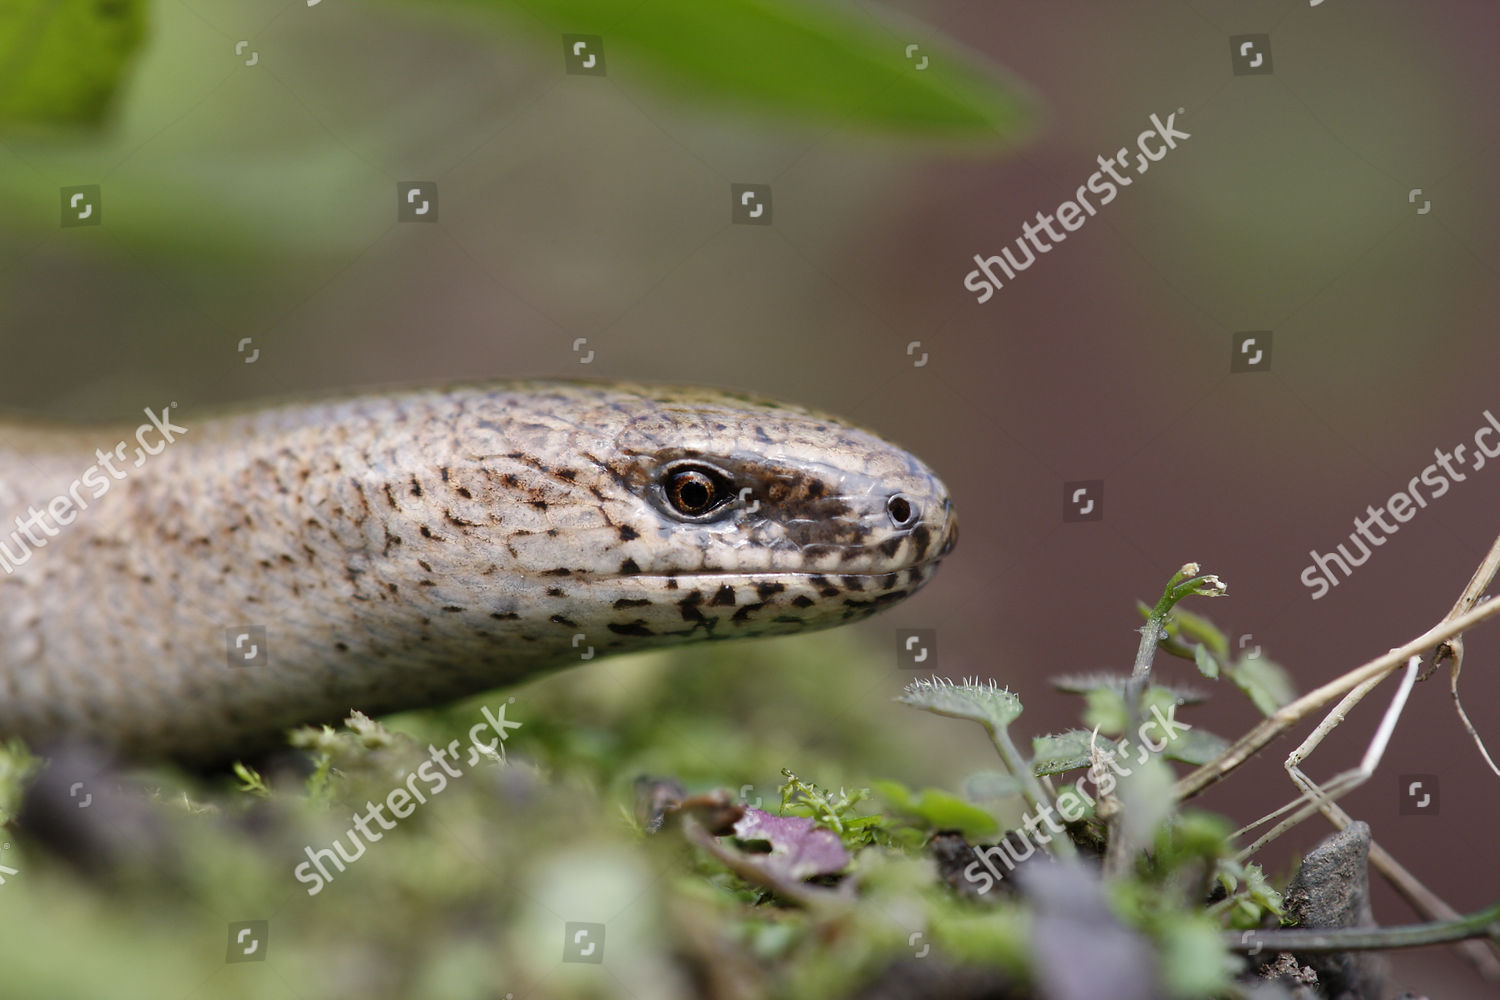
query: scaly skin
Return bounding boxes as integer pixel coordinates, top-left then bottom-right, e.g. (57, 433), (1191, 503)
(0, 381), (956, 762)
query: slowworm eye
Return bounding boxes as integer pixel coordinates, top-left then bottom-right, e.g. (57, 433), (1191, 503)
(663, 463), (732, 518)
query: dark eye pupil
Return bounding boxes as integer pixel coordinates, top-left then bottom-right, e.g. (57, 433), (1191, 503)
(887, 494), (916, 527)
(671, 471), (716, 515)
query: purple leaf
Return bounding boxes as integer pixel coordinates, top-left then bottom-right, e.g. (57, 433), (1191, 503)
(731, 808), (851, 880)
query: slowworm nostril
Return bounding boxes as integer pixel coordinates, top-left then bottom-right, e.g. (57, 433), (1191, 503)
(887, 494), (917, 528)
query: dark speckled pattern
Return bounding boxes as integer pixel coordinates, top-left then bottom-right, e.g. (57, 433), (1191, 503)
(0, 381), (957, 761)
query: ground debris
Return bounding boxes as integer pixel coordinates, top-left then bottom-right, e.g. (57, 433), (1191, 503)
(1278, 821), (1389, 999)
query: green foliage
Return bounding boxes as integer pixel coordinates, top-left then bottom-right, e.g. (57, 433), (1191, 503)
(0, 0), (147, 127)
(1155, 726), (1229, 766)
(1142, 593), (1298, 717)
(765, 769), (887, 856)
(1167, 605), (1232, 663)
(928, 906), (1031, 971)
(230, 760), (271, 799)
(3, 0), (1029, 139)
(1147, 811), (1283, 932)
(1040, 691), (1226, 773)
(776, 769), (870, 834)
(871, 779), (998, 840)
(1156, 915), (1239, 997)
(897, 675), (1069, 858)
(1083, 684), (1131, 734)
(898, 674), (1024, 731)
(1213, 859), (1286, 930)
(0, 0), (1033, 268)
(1031, 729), (1116, 775)
(0, 631), (946, 1000)
(0, 739), (39, 824)
(472, 0), (1030, 135)
(882, 568), (1297, 997)
(1226, 655), (1297, 716)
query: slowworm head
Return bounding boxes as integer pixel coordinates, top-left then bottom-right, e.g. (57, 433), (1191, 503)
(421, 382), (958, 651)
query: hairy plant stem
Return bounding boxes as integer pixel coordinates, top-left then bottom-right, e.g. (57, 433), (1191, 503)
(1107, 564), (1222, 875)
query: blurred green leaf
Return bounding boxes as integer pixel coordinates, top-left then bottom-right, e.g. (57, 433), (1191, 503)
(1083, 686), (1129, 735)
(1227, 656), (1297, 717)
(1193, 642), (1220, 679)
(1158, 726), (1228, 767)
(1156, 913), (1236, 998)
(473, 0), (1031, 136)
(962, 769), (1023, 800)
(1212, 860), (1284, 929)
(1031, 729), (1121, 776)
(1032, 721), (1223, 774)
(0, 0), (147, 127)
(872, 780), (998, 839)
(1157, 811), (1232, 869)
(1053, 673), (1209, 706)
(0, 0), (1033, 266)
(1116, 754), (1176, 854)
(1032, 729), (1099, 775)
(1171, 606), (1231, 661)
(0, 738), (39, 823)
(930, 906), (1031, 971)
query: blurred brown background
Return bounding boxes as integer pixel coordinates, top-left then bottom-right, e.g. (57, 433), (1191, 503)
(3, 0), (1498, 993)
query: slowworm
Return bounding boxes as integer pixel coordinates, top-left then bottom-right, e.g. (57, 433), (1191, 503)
(0, 381), (957, 762)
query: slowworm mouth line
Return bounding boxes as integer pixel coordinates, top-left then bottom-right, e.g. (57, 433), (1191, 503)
(592, 562), (949, 583)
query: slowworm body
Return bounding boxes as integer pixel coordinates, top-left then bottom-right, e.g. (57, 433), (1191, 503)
(0, 381), (956, 762)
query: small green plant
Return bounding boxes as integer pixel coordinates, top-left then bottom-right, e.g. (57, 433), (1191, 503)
(644, 561), (1500, 997)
